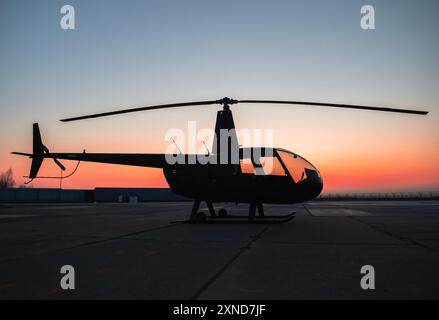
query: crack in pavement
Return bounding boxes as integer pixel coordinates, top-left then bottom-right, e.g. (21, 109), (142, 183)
(305, 203), (434, 252)
(349, 216), (435, 252)
(0, 222), (183, 265)
(190, 225), (270, 300)
(302, 204), (314, 216)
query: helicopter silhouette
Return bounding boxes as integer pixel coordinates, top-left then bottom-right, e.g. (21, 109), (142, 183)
(12, 97), (428, 223)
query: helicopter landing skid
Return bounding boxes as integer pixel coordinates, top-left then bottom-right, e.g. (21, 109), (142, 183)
(197, 212), (296, 224)
(185, 200), (295, 224)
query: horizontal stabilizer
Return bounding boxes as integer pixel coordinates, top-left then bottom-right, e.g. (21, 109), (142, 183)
(11, 152), (33, 157)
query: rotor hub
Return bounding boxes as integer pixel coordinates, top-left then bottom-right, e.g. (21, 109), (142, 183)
(217, 97), (238, 107)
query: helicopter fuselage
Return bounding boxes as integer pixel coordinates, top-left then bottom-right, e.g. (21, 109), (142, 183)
(164, 147), (323, 204)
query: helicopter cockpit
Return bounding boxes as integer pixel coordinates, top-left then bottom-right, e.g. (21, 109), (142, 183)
(276, 149), (321, 183)
(239, 147), (320, 184)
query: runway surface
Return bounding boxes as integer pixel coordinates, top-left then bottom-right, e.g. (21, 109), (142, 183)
(0, 201), (438, 299)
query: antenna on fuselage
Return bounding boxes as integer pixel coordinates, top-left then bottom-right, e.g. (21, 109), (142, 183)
(171, 137), (182, 155)
(202, 141), (210, 156)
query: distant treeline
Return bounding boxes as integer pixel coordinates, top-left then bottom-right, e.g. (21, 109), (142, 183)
(317, 192), (439, 201)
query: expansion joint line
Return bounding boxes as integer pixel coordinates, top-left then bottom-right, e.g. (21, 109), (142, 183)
(190, 226), (270, 299)
(302, 204), (314, 216)
(349, 216), (434, 252)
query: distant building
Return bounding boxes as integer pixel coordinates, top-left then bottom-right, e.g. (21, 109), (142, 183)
(0, 188), (188, 203)
(0, 188), (92, 203)
(94, 188), (189, 203)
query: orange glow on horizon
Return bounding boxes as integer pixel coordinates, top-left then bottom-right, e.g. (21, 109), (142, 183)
(5, 153), (438, 192)
(2, 109), (438, 193)
(10, 162), (169, 190)
(317, 151), (439, 192)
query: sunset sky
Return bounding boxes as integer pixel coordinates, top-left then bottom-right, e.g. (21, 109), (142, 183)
(1, 0), (438, 193)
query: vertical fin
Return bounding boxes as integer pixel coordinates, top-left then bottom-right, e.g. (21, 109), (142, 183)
(29, 123), (46, 178)
(33, 123), (47, 155)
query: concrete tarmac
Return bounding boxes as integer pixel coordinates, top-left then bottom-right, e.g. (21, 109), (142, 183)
(0, 201), (438, 299)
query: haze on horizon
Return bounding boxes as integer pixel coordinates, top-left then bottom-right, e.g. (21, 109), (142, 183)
(1, 0), (438, 193)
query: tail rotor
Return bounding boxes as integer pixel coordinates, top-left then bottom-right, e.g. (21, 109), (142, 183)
(12, 123), (66, 180)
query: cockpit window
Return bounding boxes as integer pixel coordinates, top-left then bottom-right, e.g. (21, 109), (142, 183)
(259, 157), (286, 176)
(277, 150), (318, 183)
(240, 159), (255, 174)
(240, 156), (286, 176)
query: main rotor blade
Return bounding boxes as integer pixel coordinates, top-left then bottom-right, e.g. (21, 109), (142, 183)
(60, 99), (221, 122)
(236, 100), (428, 115)
(60, 96), (428, 122)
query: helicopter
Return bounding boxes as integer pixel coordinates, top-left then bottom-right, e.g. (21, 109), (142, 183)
(12, 97), (428, 223)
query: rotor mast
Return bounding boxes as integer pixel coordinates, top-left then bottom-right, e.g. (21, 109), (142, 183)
(212, 97), (239, 165)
